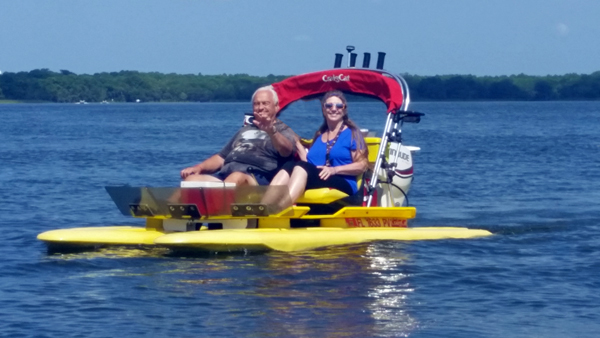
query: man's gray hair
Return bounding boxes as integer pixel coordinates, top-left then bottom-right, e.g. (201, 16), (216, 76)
(252, 85), (279, 106)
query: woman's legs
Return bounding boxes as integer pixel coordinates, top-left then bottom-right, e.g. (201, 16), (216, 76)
(261, 164), (307, 211)
(287, 166), (309, 204)
(261, 166), (294, 210)
(269, 169), (291, 186)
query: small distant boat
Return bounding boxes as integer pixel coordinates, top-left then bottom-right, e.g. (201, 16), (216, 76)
(75, 100), (88, 105)
(101, 100), (109, 104)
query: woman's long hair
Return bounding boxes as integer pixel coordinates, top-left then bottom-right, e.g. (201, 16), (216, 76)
(311, 90), (368, 159)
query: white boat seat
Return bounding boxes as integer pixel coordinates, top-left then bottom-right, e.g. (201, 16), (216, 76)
(180, 181), (236, 188)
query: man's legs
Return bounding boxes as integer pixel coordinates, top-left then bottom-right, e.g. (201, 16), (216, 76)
(184, 172), (257, 186)
(184, 174), (223, 182)
(223, 172), (258, 186)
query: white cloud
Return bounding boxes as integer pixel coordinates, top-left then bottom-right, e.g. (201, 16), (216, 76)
(556, 23), (569, 37)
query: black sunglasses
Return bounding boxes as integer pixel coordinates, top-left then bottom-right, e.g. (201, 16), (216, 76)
(324, 103), (345, 109)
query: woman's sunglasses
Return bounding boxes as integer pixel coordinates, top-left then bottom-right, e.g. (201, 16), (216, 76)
(324, 103), (345, 109)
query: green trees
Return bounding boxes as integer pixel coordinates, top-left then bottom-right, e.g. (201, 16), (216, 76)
(404, 73), (600, 101)
(533, 80), (556, 100)
(558, 72), (600, 99)
(0, 70), (285, 103)
(488, 79), (528, 100)
(0, 69), (598, 102)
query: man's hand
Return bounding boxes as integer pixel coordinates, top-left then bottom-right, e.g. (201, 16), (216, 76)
(180, 155), (225, 179)
(180, 165), (201, 179)
(253, 115), (276, 135)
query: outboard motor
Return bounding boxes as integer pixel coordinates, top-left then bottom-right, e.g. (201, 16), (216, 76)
(365, 107), (424, 208)
(375, 142), (414, 207)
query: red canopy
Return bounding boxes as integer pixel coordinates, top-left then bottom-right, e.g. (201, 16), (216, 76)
(272, 69), (404, 113)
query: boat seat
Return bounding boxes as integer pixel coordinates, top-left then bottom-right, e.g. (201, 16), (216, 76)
(180, 181), (236, 188)
(283, 134), (378, 205)
(296, 174), (363, 205)
(364, 136), (381, 164)
(296, 188), (349, 204)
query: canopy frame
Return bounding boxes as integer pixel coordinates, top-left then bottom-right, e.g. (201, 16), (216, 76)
(272, 68), (415, 207)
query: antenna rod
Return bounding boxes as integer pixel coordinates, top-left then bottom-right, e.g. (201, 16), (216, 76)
(346, 45), (355, 67)
(349, 53), (357, 67)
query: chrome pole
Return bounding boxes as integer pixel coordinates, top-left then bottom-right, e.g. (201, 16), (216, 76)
(366, 113), (394, 207)
(346, 45), (355, 68)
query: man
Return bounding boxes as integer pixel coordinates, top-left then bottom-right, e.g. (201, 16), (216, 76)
(180, 86), (296, 186)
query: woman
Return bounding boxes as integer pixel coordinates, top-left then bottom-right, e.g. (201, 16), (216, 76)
(269, 90), (368, 207)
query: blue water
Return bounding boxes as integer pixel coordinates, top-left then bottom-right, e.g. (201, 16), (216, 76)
(1, 101), (599, 337)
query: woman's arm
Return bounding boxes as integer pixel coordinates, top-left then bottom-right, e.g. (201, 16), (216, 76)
(295, 138), (308, 161)
(317, 148), (367, 180)
(331, 148), (368, 176)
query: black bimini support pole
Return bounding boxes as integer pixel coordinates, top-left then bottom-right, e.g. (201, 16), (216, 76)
(362, 53), (371, 68)
(376, 52), (386, 70)
(334, 54), (343, 68)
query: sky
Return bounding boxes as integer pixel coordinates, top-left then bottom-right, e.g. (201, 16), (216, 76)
(1, 0), (599, 77)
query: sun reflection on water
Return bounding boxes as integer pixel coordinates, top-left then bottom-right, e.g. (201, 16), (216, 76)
(365, 244), (418, 337)
(41, 243), (419, 337)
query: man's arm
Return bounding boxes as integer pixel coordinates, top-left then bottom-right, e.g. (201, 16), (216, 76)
(180, 154), (225, 179)
(266, 126), (294, 157)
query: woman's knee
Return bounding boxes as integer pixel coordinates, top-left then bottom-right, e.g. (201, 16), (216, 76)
(270, 170), (290, 185)
(280, 160), (297, 175)
(291, 166), (308, 179)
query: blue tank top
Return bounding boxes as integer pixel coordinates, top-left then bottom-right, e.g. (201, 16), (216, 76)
(307, 128), (358, 193)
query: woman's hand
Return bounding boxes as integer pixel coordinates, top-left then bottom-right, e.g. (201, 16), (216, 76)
(317, 166), (337, 180)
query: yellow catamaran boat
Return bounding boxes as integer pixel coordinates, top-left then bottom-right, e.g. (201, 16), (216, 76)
(38, 51), (492, 253)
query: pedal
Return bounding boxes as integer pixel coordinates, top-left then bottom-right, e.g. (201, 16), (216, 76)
(168, 204), (202, 219)
(129, 204), (154, 217)
(231, 203), (268, 217)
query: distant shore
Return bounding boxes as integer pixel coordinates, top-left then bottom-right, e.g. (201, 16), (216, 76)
(1, 69), (599, 102)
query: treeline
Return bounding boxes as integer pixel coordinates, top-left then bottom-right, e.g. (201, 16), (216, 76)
(0, 69), (286, 103)
(404, 72), (600, 101)
(1, 68), (599, 103)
